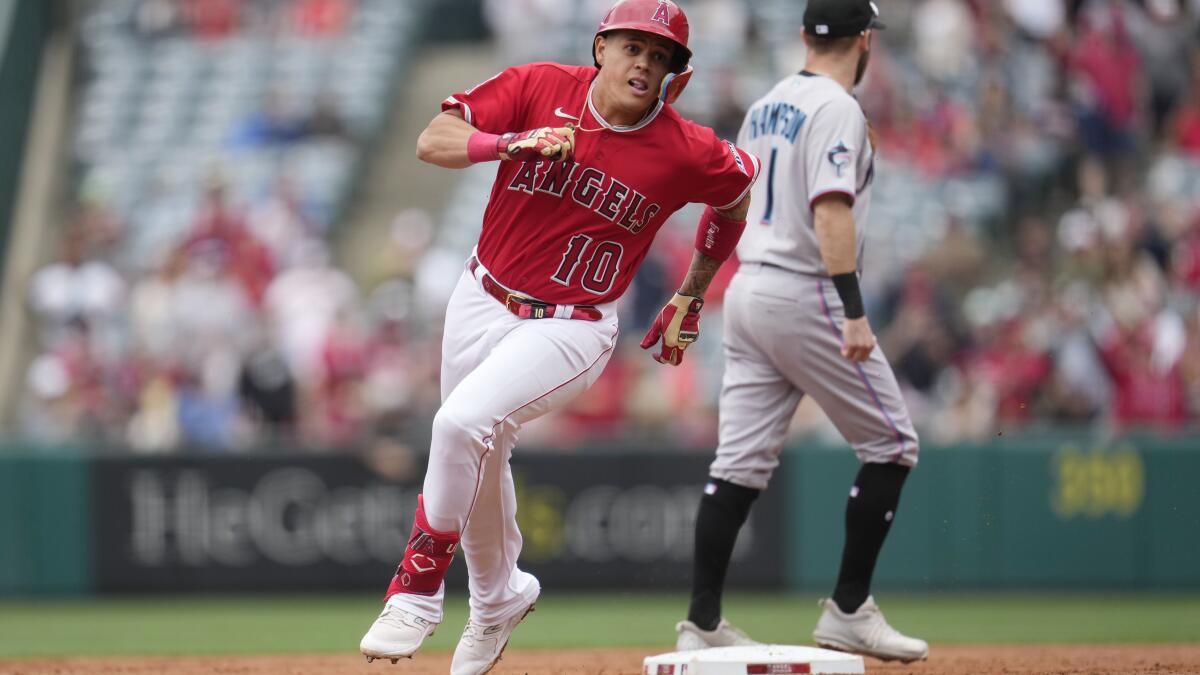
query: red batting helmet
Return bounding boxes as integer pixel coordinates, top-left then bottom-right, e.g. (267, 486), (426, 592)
(593, 0), (694, 104)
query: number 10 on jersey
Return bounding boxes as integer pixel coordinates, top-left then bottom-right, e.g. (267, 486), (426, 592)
(552, 233), (624, 296)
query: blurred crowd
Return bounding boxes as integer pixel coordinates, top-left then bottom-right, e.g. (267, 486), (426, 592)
(21, 0), (1200, 453)
(21, 0), (432, 451)
(835, 0), (1200, 441)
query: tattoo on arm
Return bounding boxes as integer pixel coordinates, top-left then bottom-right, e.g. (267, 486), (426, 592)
(678, 252), (723, 298)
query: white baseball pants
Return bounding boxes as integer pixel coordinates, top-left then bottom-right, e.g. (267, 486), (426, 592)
(390, 258), (618, 625)
(710, 263), (919, 491)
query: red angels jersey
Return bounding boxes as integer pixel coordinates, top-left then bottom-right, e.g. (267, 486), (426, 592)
(442, 63), (760, 306)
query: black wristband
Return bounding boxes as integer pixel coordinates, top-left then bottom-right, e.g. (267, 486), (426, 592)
(831, 272), (865, 319)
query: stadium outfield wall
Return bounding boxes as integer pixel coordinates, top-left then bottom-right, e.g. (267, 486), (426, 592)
(1, 436), (1197, 596)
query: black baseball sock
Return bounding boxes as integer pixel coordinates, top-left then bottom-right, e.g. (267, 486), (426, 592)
(687, 478), (760, 631)
(832, 462), (911, 614)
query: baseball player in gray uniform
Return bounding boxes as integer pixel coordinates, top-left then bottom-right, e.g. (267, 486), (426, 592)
(674, 0), (928, 663)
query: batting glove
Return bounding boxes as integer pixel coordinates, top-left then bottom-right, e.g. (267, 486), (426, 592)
(640, 293), (704, 366)
(497, 125), (575, 162)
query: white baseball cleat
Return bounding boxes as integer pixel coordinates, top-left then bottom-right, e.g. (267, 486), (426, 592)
(812, 596), (928, 663)
(675, 618), (761, 651)
(360, 604), (438, 662)
(449, 604), (535, 675)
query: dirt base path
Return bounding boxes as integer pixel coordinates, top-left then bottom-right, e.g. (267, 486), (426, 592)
(2, 645), (1199, 675)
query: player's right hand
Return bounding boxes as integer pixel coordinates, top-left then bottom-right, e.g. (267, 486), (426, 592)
(841, 316), (876, 363)
(641, 293), (704, 366)
(497, 125), (575, 162)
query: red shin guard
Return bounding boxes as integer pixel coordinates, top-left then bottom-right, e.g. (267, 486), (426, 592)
(384, 495), (460, 601)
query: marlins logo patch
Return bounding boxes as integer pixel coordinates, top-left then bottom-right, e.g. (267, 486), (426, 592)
(827, 141), (852, 177)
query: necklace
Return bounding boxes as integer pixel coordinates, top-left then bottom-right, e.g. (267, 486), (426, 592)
(569, 81), (660, 133)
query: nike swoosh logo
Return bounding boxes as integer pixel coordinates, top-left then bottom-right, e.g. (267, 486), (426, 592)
(554, 107), (579, 120)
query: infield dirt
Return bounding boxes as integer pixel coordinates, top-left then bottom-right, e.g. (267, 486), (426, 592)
(2, 645), (1199, 675)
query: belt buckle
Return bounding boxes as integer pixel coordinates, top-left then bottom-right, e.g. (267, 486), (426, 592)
(505, 292), (548, 319)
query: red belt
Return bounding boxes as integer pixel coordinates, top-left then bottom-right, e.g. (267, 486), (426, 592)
(468, 257), (602, 321)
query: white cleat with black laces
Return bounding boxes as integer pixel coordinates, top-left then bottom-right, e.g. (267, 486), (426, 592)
(450, 604), (535, 675)
(675, 618), (761, 651)
(360, 604), (438, 663)
(812, 596), (928, 663)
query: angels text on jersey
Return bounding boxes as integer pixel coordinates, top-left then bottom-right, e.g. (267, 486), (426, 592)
(506, 159), (662, 235)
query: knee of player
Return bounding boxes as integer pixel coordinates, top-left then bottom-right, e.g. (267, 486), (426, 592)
(852, 425), (919, 464)
(431, 405), (492, 451)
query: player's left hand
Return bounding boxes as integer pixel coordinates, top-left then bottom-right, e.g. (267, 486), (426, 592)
(498, 125), (576, 162)
(841, 316), (877, 363)
(640, 293), (704, 366)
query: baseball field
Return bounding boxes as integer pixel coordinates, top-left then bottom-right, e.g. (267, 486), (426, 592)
(1, 592), (1198, 674)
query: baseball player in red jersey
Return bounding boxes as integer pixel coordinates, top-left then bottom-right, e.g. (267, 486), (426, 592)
(359, 1), (760, 672)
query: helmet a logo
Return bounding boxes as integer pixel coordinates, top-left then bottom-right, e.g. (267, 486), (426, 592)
(650, 1), (671, 26)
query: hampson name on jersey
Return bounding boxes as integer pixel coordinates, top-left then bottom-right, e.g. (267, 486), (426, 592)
(746, 101), (807, 144)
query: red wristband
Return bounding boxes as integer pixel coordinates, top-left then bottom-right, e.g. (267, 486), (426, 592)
(694, 206), (747, 262)
(467, 132), (502, 163)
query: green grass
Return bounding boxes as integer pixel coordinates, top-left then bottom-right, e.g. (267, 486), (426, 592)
(0, 592), (1198, 658)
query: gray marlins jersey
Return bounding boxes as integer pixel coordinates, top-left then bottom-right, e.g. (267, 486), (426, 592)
(735, 71), (875, 277)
